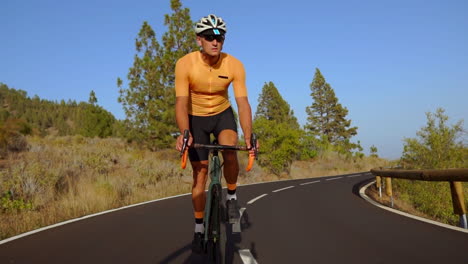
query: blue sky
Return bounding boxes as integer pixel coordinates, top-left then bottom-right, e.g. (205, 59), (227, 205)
(1, 0), (467, 159)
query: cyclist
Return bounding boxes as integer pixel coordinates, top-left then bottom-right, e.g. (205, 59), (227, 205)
(174, 14), (257, 253)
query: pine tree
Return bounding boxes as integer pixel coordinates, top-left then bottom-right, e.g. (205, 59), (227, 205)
(255, 81), (299, 129)
(370, 145), (378, 158)
(305, 68), (358, 153)
(117, 0), (197, 149)
(81, 90), (115, 137)
(161, 0), (198, 86)
(89, 90), (97, 105)
(253, 81), (302, 174)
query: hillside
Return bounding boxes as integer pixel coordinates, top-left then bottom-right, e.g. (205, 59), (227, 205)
(0, 83), (119, 138)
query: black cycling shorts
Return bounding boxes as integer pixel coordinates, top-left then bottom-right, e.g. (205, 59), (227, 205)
(188, 107), (238, 161)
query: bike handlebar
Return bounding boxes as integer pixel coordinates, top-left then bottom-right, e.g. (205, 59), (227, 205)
(180, 129), (258, 171)
(180, 130), (190, 169)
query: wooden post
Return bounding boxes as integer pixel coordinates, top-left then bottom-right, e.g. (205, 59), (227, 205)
(449, 181), (467, 228)
(385, 177), (393, 207)
(376, 176), (382, 198)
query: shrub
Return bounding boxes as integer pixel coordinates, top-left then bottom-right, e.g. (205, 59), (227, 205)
(401, 108), (466, 169)
(253, 117), (302, 175)
(395, 108), (467, 225)
(0, 119), (30, 157)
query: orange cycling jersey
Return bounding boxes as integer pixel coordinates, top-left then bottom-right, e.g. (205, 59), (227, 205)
(175, 51), (247, 116)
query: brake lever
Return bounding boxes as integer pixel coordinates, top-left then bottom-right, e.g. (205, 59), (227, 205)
(180, 129), (190, 169)
(251, 133), (258, 160)
(180, 130), (190, 156)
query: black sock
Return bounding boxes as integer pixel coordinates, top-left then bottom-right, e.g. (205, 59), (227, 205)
(195, 218), (203, 224)
(227, 189), (236, 195)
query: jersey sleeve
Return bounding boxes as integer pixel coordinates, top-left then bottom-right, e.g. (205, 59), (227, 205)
(175, 58), (189, 97)
(231, 57), (248, 98)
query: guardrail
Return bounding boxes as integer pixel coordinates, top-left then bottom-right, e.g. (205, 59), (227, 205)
(370, 168), (468, 229)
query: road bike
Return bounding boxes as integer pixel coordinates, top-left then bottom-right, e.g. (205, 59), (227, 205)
(180, 130), (257, 263)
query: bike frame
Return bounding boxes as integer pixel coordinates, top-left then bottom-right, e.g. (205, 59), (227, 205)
(204, 148), (223, 245)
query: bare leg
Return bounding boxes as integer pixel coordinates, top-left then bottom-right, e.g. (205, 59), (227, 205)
(217, 130), (239, 185)
(190, 160), (208, 253)
(191, 161), (209, 218)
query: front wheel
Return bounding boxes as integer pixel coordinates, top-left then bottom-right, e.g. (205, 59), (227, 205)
(208, 184), (226, 264)
(215, 204), (226, 264)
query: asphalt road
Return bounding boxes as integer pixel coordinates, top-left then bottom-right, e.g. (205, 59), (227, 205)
(1, 172), (468, 263)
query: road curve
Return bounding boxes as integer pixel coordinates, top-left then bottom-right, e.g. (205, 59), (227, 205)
(1, 172), (468, 263)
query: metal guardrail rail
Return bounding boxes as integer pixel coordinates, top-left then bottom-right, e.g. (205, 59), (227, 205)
(370, 168), (468, 229)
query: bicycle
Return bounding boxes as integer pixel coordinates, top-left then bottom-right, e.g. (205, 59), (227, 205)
(180, 129), (257, 263)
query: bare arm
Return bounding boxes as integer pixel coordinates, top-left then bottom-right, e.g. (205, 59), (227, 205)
(235, 96), (253, 147)
(175, 96), (192, 151)
(176, 96), (189, 133)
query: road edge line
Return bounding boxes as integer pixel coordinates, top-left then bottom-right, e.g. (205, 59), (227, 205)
(359, 180), (468, 234)
(0, 192), (191, 245)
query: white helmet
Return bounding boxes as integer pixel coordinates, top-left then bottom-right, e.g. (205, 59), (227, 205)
(195, 14), (227, 35)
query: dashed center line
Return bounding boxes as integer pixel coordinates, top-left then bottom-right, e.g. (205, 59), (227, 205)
(300, 180), (321, 185)
(247, 194), (268, 204)
(272, 186), (295, 192)
(233, 208), (247, 233)
(240, 174), (357, 262)
(326, 177), (343, 181)
(239, 249), (258, 264)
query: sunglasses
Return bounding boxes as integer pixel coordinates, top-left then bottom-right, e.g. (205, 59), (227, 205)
(203, 35), (225, 42)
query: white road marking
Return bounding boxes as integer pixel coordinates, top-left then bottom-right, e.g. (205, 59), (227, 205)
(239, 249), (258, 264)
(233, 208), (247, 233)
(300, 180), (321, 185)
(247, 194), (268, 205)
(326, 177), (343, 181)
(272, 186), (295, 192)
(359, 181), (468, 234)
(347, 174), (363, 178)
(239, 207), (246, 217)
(0, 192), (191, 245)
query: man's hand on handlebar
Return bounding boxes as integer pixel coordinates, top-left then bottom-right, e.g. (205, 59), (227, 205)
(246, 134), (259, 160)
(176, 130), (192, 152)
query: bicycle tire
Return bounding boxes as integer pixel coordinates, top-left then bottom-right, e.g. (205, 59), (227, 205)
(207, 184), (226, 264)
(206, 190), (218, 262)
(206, 240), (215, 262)
(217, 201), (226, 264)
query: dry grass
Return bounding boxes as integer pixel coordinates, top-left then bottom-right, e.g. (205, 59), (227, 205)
(290, 151), (390, 179)
(0, 136), (191, 239)
(1, 136), (388, 240)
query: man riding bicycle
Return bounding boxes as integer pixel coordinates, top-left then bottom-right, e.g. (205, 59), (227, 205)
(174, 14), (257, 253)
